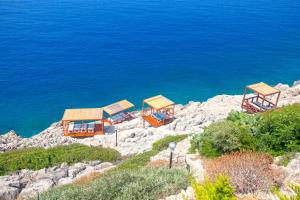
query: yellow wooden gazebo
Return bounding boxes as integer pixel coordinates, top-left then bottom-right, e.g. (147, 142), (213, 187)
(103, 100), (135, 124)
(241, 82), (281, 113)
(62, 108), (104, 137)
(142, 95), (175, 127)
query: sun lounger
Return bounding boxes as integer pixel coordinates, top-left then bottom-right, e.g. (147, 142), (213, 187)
(152, 112), (166, 121)
(88, 123), (95, 133)
(81, 123), (87, 132)
(120, 112), (127, 118)
(68, 122), (74, 133)
(253, 101), (274, 110)
(111, 113), (123, 123)
(74, 124), (81, 133)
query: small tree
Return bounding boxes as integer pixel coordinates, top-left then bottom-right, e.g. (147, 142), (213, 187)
(186, 175), (236, 200)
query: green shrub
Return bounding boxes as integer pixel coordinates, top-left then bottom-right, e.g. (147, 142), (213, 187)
(256, 104), (300, 155)
(116, 150), (157, 171)
(0, 144), (121, 175)
(190, 121), (255, 157)
(273, 184), (300, 200)
(191, 104), (300, 158)
(187, 175), (236, 200)
(38, 167), (189, 200)
(227, 111), (260, 135)
(152, 135), (188, 152)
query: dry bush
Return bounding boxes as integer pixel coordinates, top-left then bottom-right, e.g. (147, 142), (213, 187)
(205, 151), (285, 194)
(147, 159), (169, 168)
(74, 172), (103, 185)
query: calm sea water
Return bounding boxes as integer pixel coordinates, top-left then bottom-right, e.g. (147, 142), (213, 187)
(0, 0), (300, 137)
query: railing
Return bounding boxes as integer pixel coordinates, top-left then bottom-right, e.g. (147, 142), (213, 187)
(242, 95), (276, 113)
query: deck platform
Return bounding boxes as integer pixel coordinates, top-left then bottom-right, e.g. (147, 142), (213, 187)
(143, 115), (173, 127)
(64, 124), (104, 137)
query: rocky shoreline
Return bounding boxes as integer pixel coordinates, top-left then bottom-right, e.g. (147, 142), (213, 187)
(1, 81), (300, 156)
(0, 80), (299, 200)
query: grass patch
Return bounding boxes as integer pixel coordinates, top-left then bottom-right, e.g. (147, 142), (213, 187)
(0, 143), (121, 175)
(116, 150), (157, 171)
(38, 167), (189, 200)
(116, 134), (188, 171)
(152, 135), (188, 152)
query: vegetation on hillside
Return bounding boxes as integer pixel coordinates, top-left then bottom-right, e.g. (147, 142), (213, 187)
(190, 104), (299, 195)
(36, 134), (189, 200)
(190, 104), (300, 158)
(185, 175), (236, 200)
(204, 151), (285, 193)
(38, 167), (189, 200)
(0, 143), (121, 175)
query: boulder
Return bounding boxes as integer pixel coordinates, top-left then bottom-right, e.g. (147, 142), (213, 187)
(0, 186), (19, 200)
(185, 154), (205, 182)
(57, 177), (73, 186)
(19, 178), (54, 200)
(293, 80), (300, 86)
(68, 163), (87, 178)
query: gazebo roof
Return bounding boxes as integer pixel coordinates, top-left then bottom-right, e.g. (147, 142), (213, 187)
(247, 82), (280, 96)
(143, 95), (174, 110)
(62, 108), (103, 121)
(103, 100), (134, 116)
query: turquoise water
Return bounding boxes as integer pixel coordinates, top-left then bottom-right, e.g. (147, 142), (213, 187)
(0, 0), (300, 137)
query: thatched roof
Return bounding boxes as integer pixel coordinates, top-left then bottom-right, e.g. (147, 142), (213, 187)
(62, 108), (103, 121)
(143, 95), (174, 110)
(103, 100), (134, 116)
(247, 82), (280, 96)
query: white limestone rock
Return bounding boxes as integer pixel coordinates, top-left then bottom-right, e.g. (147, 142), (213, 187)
(19, 178), (54, 200)
(0, 186), (19, 200)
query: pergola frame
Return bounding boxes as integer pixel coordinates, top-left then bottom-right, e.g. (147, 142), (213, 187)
(103, 100), (135, 125)
(142, 95), (175, 127)
(62, 108), (104, 137)
(241, 82), (281, 113)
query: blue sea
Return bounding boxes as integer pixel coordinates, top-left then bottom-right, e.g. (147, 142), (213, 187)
(0, 0), (300, 137)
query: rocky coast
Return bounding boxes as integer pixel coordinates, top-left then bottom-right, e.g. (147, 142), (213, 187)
(0, 80), (300, 200)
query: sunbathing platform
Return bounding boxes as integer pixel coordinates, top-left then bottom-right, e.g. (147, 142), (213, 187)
(103, 100), (135, 125)
(62, 108), (104, 137)
(241, 82), (281, 113)
(142, 95), (175, 127)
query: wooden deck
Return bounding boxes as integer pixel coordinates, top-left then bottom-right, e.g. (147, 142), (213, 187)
(242, 95), (276, 113)
(64, 124), (104, 137)
(143, 115), (173, 127)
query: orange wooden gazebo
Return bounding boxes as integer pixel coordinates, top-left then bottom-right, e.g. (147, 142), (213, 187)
(241, 82), (281, 113)
(62, 108), (104, 137)
(142, 95), (175, 127)
(103, 100), (135, 125)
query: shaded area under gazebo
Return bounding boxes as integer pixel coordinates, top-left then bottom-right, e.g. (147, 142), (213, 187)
(241, 82), (281, 113)
(142, 95), (175, 127)
(62, 108), (104, 137)
(103, 100), (135, 125)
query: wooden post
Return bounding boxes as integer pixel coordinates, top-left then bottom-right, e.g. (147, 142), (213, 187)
(169, 151), (173, 169)
(262, 95), (266, 111)
(142, 102), (145, 128)
(115, 129), (118, 146)
(275, 92), (281, 108)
